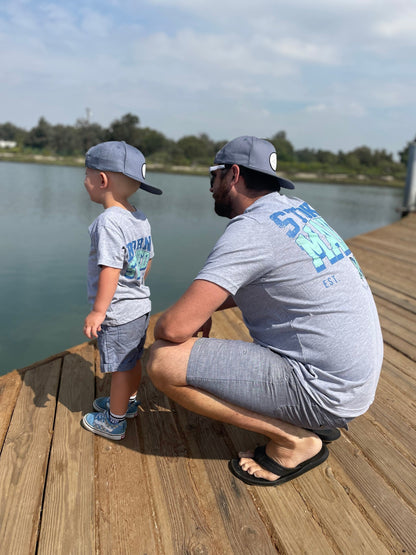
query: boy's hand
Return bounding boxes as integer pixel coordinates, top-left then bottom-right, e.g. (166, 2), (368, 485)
(84, 310), (106, 339)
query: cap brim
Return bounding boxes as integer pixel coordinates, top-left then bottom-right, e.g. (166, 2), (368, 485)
(277, 177), (295, 190)
(140, 182), (163, 195)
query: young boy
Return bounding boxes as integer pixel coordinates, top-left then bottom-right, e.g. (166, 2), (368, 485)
(82, 141), (162, 440)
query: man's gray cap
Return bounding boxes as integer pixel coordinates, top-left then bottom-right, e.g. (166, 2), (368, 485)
(214, 135), (295, 190)
(85, 141), (163, 195)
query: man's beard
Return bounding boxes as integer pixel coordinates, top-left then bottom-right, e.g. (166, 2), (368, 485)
(214, 186), (233, 218)
(214, 200), (232, 218)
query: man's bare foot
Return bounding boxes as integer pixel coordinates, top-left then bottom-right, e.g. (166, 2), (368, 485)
(238, 436), (322, 482)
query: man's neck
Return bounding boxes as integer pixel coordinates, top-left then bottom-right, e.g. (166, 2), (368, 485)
(233, 190), (271, 216)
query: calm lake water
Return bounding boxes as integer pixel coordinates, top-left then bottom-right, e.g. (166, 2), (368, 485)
(0, 161), (403, 375)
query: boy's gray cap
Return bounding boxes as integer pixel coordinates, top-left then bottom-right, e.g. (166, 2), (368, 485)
(214, 135), (295, 190)
(85, 141), (162, 195)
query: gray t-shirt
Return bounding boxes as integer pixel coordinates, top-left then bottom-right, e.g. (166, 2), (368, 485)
(195, 192), (383, 418)
(87, 206), (153, 325)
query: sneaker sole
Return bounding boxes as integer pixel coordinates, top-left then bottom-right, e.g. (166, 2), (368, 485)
(92, 400), (139, 418)
(81, 416), (126, 440)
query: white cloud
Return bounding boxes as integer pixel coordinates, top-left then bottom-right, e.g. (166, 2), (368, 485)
(305, 102), (366, 117)
(374, 9), (416, 39)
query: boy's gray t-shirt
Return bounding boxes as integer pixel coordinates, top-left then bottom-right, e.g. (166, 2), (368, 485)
(195, 192), (383, 418)
(88, 206), (153, 325)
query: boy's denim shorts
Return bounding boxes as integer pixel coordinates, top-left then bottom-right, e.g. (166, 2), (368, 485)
(97, 313), (149, 373)
(187, 338), (352, 430)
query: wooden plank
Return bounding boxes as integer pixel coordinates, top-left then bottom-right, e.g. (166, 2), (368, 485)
(381, 328), (416, 362)
(210, 307), (252, 342)
(350, 241), (416, 274)
(371, 281), (416, 314)
(229, 425), (390, 554)
(95, 324), (259, 554)
(351, 222), (416, 244)
(366, 395), (416, 465)
(130, 374), (259, 554)
(349, 234), (416, 263)
(345, 417), (416, 510)
(329, 438), (416, 553)
(376, 296), (416, 334)
(227, 425), (338, 554)
(95, 417), (166, 554)
(381, 359), (416, 397)
(173, 402), (278, 553)
(0, 359), (61, 554)
(37, 345), (96, 554)
(94, 375), (166, 554)
(0, 370), (22, 449)
(349, 245), (416, 299)
(94, 341), (175, 555)
(382, 344), (416, 384)
(381, 358), (416, 394)
(290, 460), (392, 554)
(350, 215), (416, 244)
(376, 300), (416, 359)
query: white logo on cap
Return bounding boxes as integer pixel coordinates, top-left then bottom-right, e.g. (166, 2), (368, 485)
(269, 152), (277, 171)
(142, 163), (147, 179)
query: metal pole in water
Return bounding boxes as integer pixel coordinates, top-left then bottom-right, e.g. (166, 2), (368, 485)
(402, 142), (416, 216)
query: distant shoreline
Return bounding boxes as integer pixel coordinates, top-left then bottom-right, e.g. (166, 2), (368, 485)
(0, 152), (405, 188)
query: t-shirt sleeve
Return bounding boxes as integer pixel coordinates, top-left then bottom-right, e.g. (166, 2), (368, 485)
(95, 221), (125, 269)
(195, 216), (273, 295)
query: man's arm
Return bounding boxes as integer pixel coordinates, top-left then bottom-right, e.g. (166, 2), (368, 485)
(154, 279), (231, 343)
(84, 266), (121, 339)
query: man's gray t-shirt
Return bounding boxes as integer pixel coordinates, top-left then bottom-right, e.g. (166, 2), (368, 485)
(88, 206), (153, 326)
(195, 192), (383, 418)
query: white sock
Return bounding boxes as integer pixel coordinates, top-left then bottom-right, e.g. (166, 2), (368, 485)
(109, 411), (126, 424)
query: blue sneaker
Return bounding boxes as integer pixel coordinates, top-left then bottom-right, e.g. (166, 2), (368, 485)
(82, 411), (127, 440)
(93, 396), (140, 418)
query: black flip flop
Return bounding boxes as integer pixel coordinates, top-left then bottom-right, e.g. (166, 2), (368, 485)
(308, 428), (341, 443)
(228, 444), (329, 487)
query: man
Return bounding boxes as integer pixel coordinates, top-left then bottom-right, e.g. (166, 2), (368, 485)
(147, 136), (383, 486)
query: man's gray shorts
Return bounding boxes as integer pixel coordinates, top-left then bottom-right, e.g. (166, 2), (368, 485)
(187, 338), (351, 430)
(97, 313), (149, 373)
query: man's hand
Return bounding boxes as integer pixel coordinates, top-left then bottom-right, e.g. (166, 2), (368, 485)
(154, 280), (231, 343)
(84, 310), (106, 339)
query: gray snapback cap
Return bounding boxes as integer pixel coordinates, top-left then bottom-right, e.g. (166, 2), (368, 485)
(85, 141), (163, 195)
(214, 136), (295, 190)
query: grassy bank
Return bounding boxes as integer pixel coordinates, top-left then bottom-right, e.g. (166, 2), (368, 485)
(0, 151), (405, 188)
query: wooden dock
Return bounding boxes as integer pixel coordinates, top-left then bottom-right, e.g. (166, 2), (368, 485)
(1, 214), (415, 554)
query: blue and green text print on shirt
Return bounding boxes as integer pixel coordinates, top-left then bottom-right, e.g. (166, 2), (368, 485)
(87, 206), (153, 326)
(196, 193), (383, 417)
(269, 197), (365, 282)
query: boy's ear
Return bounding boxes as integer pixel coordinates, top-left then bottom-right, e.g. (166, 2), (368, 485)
(99, 171), (109, 188)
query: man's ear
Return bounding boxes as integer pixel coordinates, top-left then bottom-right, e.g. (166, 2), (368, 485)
(229, 164), (241, 189)
(230, 164), (240, 184)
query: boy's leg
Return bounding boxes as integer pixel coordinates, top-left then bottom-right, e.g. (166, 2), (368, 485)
(109, 360), (142, 416)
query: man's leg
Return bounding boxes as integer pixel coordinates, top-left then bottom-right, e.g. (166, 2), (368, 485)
(147, 338), (323, 482)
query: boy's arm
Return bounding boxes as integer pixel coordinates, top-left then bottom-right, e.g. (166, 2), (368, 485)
(84, 266), (121, 339)
(144, 259), (152, 280)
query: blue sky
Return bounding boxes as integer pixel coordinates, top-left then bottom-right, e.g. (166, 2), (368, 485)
(1, 0), (415, 156)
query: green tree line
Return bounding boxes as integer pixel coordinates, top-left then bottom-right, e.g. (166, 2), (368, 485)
(0, 113), (412, 179)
